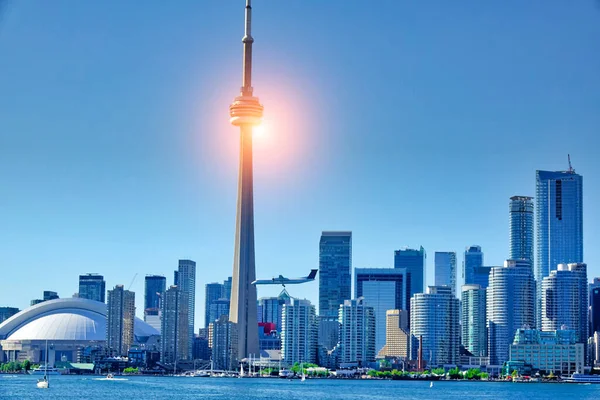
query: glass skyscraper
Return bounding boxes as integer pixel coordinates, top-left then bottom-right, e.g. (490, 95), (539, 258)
(461, 284), (487, 357)
(175, 259), (196, 359)
(509, 196), (534, 264)
(434, 252), (457, 297)
(319, 231), (352, 319)
(463, 246), (483, 286)
(394, 246), (426, 298)
(78, 273), (106, 303)
(205, 282), (224, 328)
(355, 268), (407, 354)
(144, 275), (166, 310)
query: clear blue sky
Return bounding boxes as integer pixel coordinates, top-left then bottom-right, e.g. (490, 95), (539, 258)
(1, 1), (599, 330)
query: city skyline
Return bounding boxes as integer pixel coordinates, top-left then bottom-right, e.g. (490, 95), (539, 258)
(1, 1), (599, 332)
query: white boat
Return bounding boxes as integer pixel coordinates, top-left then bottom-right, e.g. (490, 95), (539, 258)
(31, 366), (61, 376)
(430, 381), (434, 388)
(194, 370), (210, 377)
(563, 373), (600, 384)
(301, 362), (306, 382)
(36, 341), (51, 389)
(239, 364), (245, 378)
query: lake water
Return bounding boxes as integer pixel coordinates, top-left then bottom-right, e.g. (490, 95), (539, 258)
(2, 375), (600, 399)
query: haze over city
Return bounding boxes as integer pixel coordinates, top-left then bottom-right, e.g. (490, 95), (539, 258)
(1, 0), (599, 332)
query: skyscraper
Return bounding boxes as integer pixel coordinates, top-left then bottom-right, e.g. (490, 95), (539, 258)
(106, 285), (135, 356)
(144, 275), (166, 310)
(43, 291), (59, 301)
(541, 263), (588, 344)
(228, 0), (262, 360)
(257, 289), (291, 331)
(377, 309), (410, 360)
(209, 315), (238, 370)
(394, 246), (426, 298)
(175, 259), (196, 359)
(223, 277), (232, 300)
(339, 298), (376, 366)
(205, 282), (224, 328)
(487, 260), (535, 365)
(354, 268), (407, 355)
(161, 285), (190, 364)
(461, 284), (487, 357)
(78, 274), (106, 303)
(410, 286), (460, 366)
(463, 246), (483, 286)
(208, 299), (231, 327)
(509, 196), (534, 264)
(591, 279), (600, 337)
(319, 231), (352, 318)
(281, 298), (318, 365)
(0, 307), (19, 324)
(434, 252), (457, 296)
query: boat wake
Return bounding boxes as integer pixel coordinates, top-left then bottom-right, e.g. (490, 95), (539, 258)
(93, 377), (129, 381)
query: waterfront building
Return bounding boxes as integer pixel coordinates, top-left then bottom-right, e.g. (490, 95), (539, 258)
(319, 231), (352, 319)
(461, 284), (487, 357)
(161, 285), (189, 363)
(192, 336), (211, 361)
(258, 322), (281, 351)
(339, 298), (376, 366)
(434, 252), (457, 296)
(535, 167), (583, 325)
(463, 246), (483, 286)
(281, 299), (317, 365)
(257, 289), (291, 330)
(205, 282), (224, 328)
(106, 285), (136, 356)
(409, 286), (460, 366)
(0, 307), (19, 324)
(394, 246), (426, 298)
(354, 268), (407, 354)
(487, 260), (535, 365)
(209, 315), (238, 370)
(377, 309), (409, 360)
(509, 196), (534, 264)
(174, 259), (196, 359)
(0, 298), (158, 363)
(144, 275), (165, 333)
(208, 298), (231, 326)
(510, 328), (584, 375)
(78, 274), (106, 303)
(541, 263), (588, 344)
(318, 316), (340, 351)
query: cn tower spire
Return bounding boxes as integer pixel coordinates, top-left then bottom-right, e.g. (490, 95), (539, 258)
(228, 0), (263, 361)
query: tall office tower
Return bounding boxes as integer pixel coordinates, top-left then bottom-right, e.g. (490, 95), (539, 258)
(409, 286), (460, 366)
(463, 246), (483, 285)
(354, 268), (407, 355)
(228, 0), (264, 361)
(318, 316), (340, 351)
(209, 315), (238, 370)
(223, 277), (232, 300)
(78, 274), (106, 303)
(541, 263), (588, 344)
(487, 260), (535, 365)
(509, 196), (534, 263)
(591, 279), (600, 337)
(161, 285), (190, 363)
(257, 289), (291, 330)
(144, 275), (166, 332)
(281, 298), (318, 365)
(535, 167), (583, 326)
(461, 284), (487, 357)
(175, 259), (196, 359)
(339, 298), (376, 366)
(394, 246), (426, 298)
(377, 309), (410, 360)
(434, 252), (457, 296)
(0, 307), (19, 324)
(106, 285), (136, 356)
(473, 266), (493, 289)
(205, 282), (224, 328)
(319, 231), (352, 318)
(43, 291), (59, 301)
(208, 299), (231, 326)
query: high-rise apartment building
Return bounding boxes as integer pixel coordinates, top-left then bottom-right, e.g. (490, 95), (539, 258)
(487, 260), (535, 365)
(144, 275), (166, 333)
(461, 284), (487, 357)
(175, 259), (196, 359)
(434, 252), (457, 296)
(281, 298), (318, 365)
(319, 231), (352, 318)
(205, 282), (224, 329)
(541, 263), (587, 344)
(161, 285), (190, 363)
(354, 268), (406, 355)
(394, 246), (426, 298)
(106, 285), (136, 356)
(209, 315), (238, 370)
(208, 299), (231, 327)
(509, 196), (534, 264)
(377, 309), (409, 360)
(339, 298), (376, 366)
(463, 246), (483, 285)
(410, 286), (460, 366)
(78, 274), (106, 303)
(257, 289), (291, 331)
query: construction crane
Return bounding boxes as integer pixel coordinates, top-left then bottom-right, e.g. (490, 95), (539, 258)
(128, 273), (138, 290)
(568, 154), (575, 174)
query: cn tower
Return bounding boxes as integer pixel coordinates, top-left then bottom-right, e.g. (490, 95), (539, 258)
(228, 0), (262, 360)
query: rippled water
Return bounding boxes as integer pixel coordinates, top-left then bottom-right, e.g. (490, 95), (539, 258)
(2, 375), (600, 399)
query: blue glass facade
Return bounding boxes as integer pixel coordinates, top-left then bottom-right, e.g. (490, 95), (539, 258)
(205, 282), (224, 328)
(78, 274), (106, 303)
(319, 231), (352, 318)
(144, 275), (166, 310)
(394, 246), (426, 298)
(463, 246), (483, 286)
(434, 252), (457, 296)
(509, 196), (534, 264)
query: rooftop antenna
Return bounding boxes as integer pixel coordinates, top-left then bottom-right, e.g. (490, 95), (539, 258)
(568, 154), (575, 174)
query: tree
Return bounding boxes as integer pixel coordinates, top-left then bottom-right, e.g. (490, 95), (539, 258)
(448, 367), (462, 379)
(22, 360), (31, 371)
(432, 368), (445, 376)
